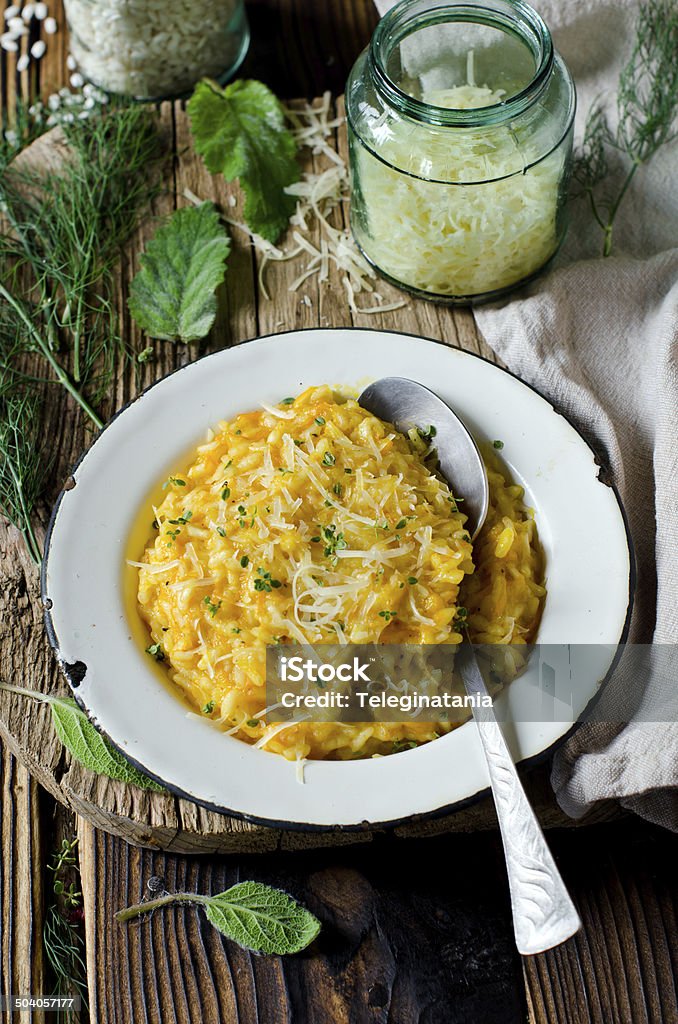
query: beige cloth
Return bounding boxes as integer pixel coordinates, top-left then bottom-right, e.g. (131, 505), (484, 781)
(373, 0), (678, 828)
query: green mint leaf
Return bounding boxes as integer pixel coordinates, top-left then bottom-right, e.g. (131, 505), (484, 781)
(188, 79), (299, 242)
(128, 202), (230, 343)
(49, 697), (164, 792)
(203, 881), (321, 954)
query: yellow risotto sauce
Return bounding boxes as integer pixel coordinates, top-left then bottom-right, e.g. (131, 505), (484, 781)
(132, 385), (545, 760)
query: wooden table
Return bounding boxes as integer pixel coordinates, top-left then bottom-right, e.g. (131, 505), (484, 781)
(1, 3), (677, 1022)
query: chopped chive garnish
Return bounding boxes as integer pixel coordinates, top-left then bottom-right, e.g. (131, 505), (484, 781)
(315, 416), (326, 426)
(281, 397), (295, 405)
(202, 700), (215, 714)
(493, 439), (504, 450)
(322, 452), (335, 466)
(240, 555), (249, 568)
(408, 577), (418, 585)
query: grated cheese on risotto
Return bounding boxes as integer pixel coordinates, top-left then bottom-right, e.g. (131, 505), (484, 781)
(133, 386), (545, 760)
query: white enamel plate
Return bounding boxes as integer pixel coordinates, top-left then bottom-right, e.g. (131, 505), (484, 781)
(42, 329), (633, 829)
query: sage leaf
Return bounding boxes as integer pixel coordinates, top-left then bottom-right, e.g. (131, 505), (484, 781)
(188, 79), (299, 243)
(50, 696), (164, 792)
(128, 202), (230, 342)
(205, 882), (321, 954)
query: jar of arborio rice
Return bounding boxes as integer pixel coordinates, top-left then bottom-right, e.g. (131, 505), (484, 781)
(63, 0), (249, 100)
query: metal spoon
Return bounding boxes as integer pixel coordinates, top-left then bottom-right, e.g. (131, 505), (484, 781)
(359, 377), (489, 538)
(359, 376), (581, 956)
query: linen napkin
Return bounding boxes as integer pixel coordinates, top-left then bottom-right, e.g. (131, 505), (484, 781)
(372, 0), (678, 829)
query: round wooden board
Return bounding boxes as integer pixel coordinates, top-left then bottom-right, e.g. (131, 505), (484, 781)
(0, 99), (623, 854)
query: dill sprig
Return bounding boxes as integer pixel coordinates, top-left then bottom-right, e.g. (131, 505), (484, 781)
(0, 102), (161, 396)
(0, 369), (50, 563)
(573, 0), (678, 256)
(0, 102), (162, 562)
(43, 837), (89, 1024)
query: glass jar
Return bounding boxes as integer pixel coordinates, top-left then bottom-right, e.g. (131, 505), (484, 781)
(346, 0), (575, 303)
(64, 0), (250, 101)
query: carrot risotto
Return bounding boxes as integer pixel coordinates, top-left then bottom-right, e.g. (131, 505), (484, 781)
(131, 386), (545, 760)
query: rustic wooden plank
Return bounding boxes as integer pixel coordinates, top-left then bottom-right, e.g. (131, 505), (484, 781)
(0, 745), (46, 1023)
(243, 0), (377, 99)
(523, 824), (678, 1024)
(78, 816), (528, 1023)
(78, 818), (678, 1024)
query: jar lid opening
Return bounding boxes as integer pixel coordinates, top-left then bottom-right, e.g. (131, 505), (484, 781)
(370, 0), (554, 126)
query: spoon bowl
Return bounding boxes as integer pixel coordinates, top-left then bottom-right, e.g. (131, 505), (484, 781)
(359, 376), (489, 539)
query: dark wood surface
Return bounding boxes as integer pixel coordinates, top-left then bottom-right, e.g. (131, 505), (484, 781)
(0, 2), (677, 1023)
(78, 818), (678, 1024)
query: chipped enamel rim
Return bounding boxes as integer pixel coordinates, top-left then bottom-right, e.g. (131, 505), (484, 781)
(42, 329), (633, 830)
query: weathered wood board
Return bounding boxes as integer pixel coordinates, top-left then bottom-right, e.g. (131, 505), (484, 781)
(0, 99), (622, 853)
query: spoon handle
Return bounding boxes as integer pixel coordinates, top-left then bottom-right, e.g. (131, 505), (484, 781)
(457, 645), (581, 956)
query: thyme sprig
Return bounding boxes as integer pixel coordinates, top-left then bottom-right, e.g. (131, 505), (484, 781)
(573, 0), (678, 256)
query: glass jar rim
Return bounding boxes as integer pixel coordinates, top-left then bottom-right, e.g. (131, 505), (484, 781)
(369, 0), (555, 127)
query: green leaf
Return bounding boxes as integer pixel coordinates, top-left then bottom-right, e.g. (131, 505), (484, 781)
(203, 881), (321, 954)
(49, 697), (164, 792)
(188, 79), (299, 242)
(128, 202), (230, 343)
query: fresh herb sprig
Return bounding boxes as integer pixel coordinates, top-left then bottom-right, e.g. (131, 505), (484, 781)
(128, 202), (230, 343)
(574, 0), (678, 256)
(0, 103), (161, 561)
(1, 104), (160, 391)
(116, 880), (320, 955)
(188, 78), (299, 242)
(43, 837), (89, 1024)
(0, 369), (52, 562)
(0, 681), (164, 791)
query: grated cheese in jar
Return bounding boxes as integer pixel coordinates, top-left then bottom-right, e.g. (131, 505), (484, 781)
(346, 0), (575, 301)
